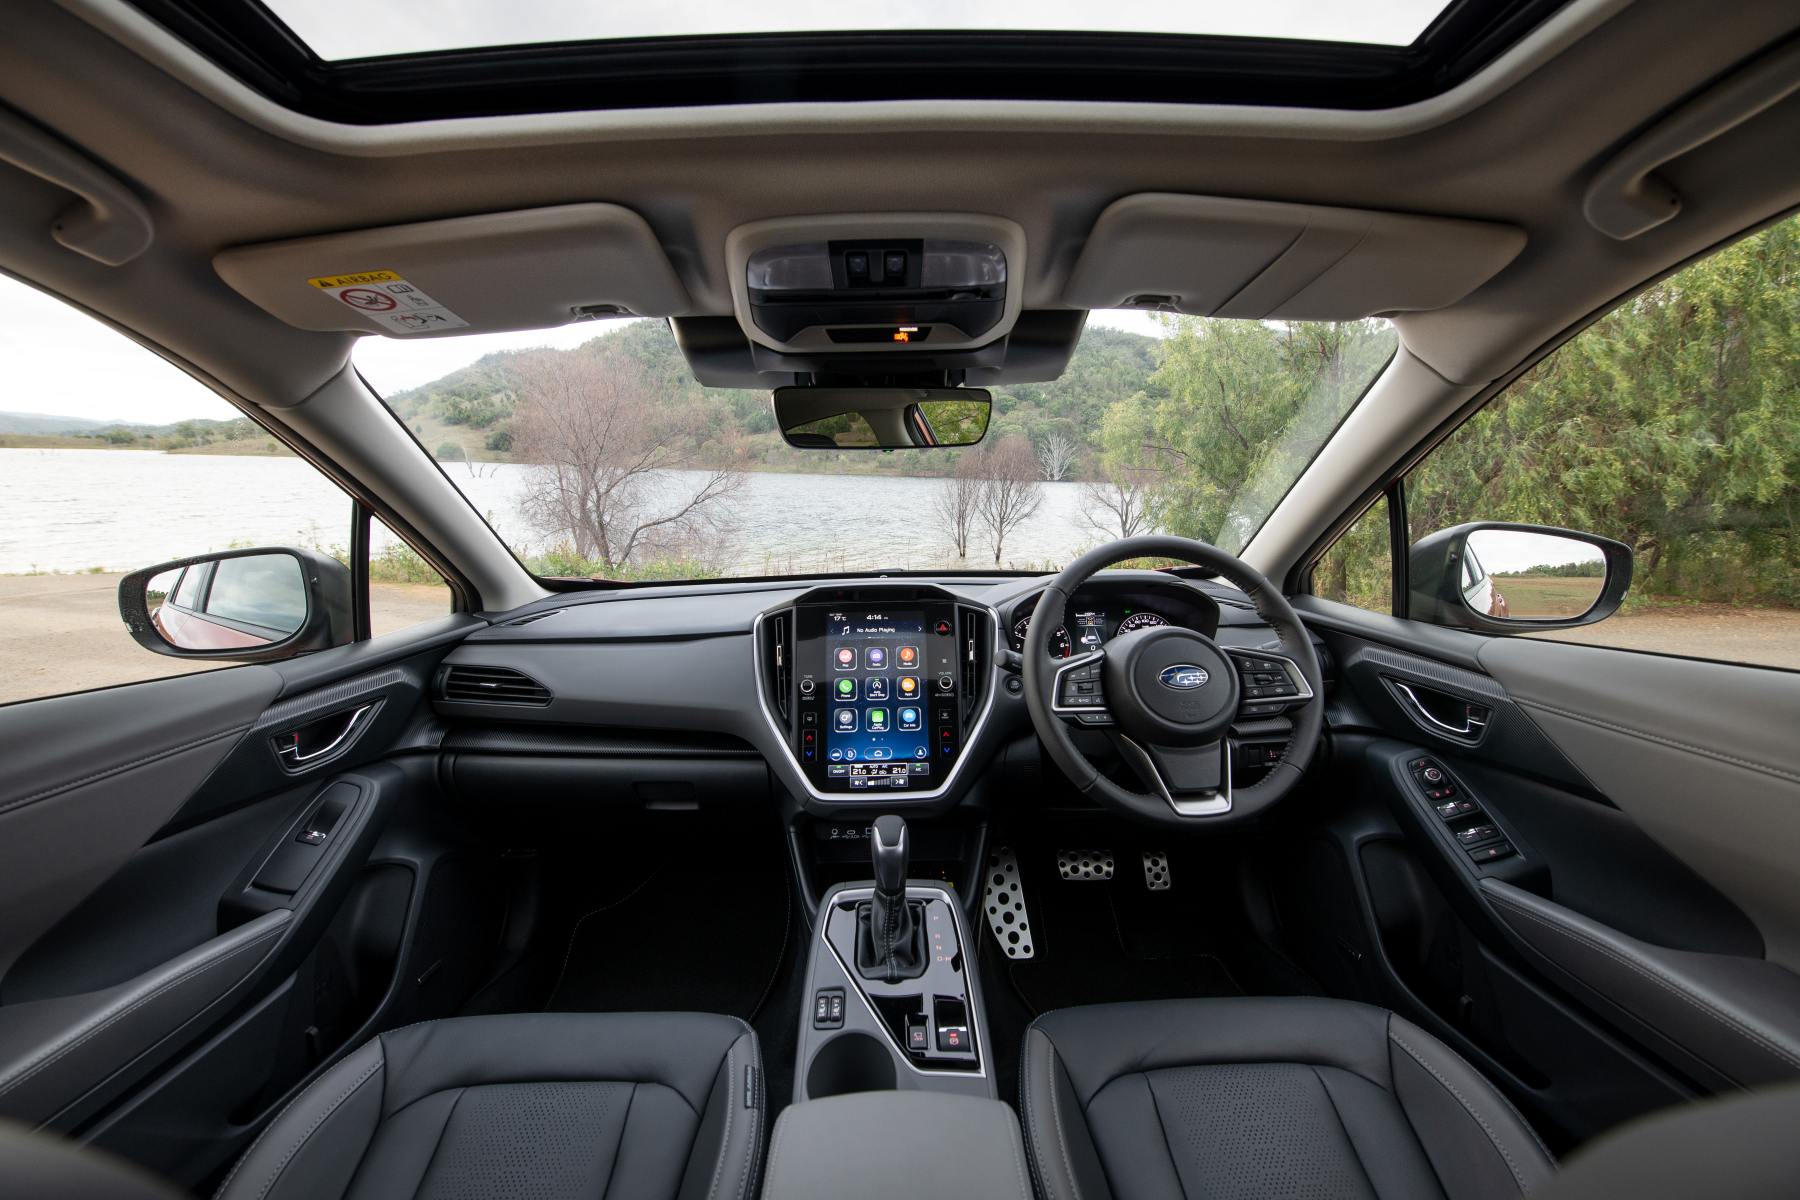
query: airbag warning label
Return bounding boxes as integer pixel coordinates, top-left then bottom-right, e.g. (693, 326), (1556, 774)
(308, 270), (470, 335)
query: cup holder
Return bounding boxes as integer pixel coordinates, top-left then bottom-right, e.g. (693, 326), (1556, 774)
(805, 1031), (897, 1098)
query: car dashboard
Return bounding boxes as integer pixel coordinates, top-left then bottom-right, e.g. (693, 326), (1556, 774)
(431, 570), (1313, 820)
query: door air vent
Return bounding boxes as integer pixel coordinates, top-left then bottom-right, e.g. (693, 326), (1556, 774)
(439, 665), (552, 706)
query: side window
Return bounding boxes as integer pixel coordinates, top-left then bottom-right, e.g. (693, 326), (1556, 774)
(368, 517), (453, 637)
(1311, 495), (1393, 614)
(0, 276), (354, 703)
(1402, 214), (1799, 670)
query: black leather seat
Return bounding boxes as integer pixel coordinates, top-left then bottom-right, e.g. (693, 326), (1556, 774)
(1020, 997), (1554, 1200)
(214, 1011), (762, 1200)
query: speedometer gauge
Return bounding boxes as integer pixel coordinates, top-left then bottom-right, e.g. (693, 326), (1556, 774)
(1116, 612), (1170, 634)
(1012, 615), (1073, 658)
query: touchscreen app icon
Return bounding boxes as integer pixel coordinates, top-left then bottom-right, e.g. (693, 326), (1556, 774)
(898, 706), (922, 731)
(867, 707), (889, 732)
(834, 709), (858, 732)
(897, 645), (919, 668)
(897, 675), (919, 697)
(865, 646), (887, 669)
(834, 647), (856, 670)
(834, 677), (856, 701)
(865, 676), (889, 700)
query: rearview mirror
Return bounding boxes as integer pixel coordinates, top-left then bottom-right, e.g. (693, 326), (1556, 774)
(773, 386), (991, 450)
(119, 547), (353, 662)
(1408, 522), (1633, 632)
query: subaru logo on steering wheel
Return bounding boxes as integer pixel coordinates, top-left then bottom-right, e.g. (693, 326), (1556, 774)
(1159, 664), (1210, 690)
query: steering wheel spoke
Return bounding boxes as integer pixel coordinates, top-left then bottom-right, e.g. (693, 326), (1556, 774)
(1110, 735), (1232, 816)
(1049, 648), (1115, 727)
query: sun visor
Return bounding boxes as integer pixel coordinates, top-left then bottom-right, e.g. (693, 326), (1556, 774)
(213, 204), (688, 337)
(1064, 194), (1525, 321)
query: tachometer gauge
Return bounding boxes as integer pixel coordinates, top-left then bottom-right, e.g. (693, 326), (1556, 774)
(1012, 615), (1073, 658)
(1115, 612), (1170, 634)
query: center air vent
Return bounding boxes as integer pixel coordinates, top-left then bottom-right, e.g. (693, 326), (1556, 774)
(438, 664), (552, 706)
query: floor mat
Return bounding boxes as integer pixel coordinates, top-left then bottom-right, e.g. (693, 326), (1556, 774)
(543, 844), (793, 1021)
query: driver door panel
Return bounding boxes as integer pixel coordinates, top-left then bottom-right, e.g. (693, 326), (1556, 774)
(1294, 596), (1800, 1139)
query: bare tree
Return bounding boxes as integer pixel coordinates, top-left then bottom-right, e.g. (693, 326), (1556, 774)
(1036, 429), (1078, 481)
(933, 453), (984, 560)
(1080, 470), (1154, 540)
(511, 348), (743, 572)
(977, 435), (1044, 565)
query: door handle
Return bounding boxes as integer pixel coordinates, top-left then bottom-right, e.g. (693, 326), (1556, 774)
(271, 703), (377, 771)
(1389, 680), (1491, 741)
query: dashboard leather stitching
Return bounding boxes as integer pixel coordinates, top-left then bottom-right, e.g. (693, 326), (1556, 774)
(1388, 1029), (1533, 1194)
(1514, 698), (1800, 786)
(1486, 892), (1800, 1073)
(0, 919), (285, 1098)
(0, 724), (250, 815)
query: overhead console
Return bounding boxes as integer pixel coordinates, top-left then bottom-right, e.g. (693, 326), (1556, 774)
(758, 586), (993, 803)
(727, 214), (1026, 354)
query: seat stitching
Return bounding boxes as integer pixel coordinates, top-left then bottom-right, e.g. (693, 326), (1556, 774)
(0, 923), (284, 1097)
(250, 1057), (384, 1200)
(735, 1055), (760, 1200)
(405, 1086), (467, 1200)
(598, 1084), (637, 1200)
(1019, 1031), (1057, 1200)
(0, 725), (251, 815)
(1389, 1032), (1532, 1195)
(1514, 698), (1800, 785)
(1044, 1043), (1084, 1200)
(1307, 1065), (1380, 1197)
(704, 1040), (736, 1200)
(1488, 893), (1800, 1072)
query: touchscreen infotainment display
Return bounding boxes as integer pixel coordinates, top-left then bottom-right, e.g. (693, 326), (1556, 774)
(824, 609), (930, 787)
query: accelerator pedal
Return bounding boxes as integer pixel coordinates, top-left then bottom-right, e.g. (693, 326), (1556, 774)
(983, 847), (1035, 959)
(1056, 850), (1115, 882)
(1142, 851), (1172, 891)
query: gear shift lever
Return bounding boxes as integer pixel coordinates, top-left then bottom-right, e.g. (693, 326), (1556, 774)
(859, 815), (924, 981)
(872, 814), (908, 896)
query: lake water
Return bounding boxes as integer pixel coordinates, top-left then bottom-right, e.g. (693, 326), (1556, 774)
(0, 448), (1106, 576)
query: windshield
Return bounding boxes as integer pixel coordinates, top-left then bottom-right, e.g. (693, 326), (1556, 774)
(354, 313), (1396, 583)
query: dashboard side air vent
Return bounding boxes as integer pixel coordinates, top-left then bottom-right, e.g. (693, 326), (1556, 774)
(958, 606), (991, 709)
(439, 664), (552, 706)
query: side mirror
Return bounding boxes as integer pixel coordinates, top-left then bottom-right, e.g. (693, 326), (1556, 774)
(119, 547), (353, 662)
(1407, 522), (1633, 632)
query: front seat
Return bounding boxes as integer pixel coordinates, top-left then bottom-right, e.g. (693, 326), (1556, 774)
(1021, 997), (1553, 1199)
(215, 1011), (762, 1200)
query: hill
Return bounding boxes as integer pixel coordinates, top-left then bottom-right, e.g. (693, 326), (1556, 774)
(380, 318), (1163, 475)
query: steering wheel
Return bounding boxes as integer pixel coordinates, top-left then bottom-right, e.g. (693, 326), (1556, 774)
(1022, 535), (1324, 827)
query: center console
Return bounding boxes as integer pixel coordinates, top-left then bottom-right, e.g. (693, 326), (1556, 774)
(794, 816), (996, 1102)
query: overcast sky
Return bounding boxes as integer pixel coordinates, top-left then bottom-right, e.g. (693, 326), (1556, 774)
(264, 1), (1442, 61)
(0, 273), (1166, 424)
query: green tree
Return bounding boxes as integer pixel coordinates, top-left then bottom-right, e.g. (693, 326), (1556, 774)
(1409, 215), (1800, 605)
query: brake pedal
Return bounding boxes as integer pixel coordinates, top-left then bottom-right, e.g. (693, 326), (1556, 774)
(1056, 850), (1115, 882)
(1142, 851), (1171, 891)
(983, 847), (1034, 959)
